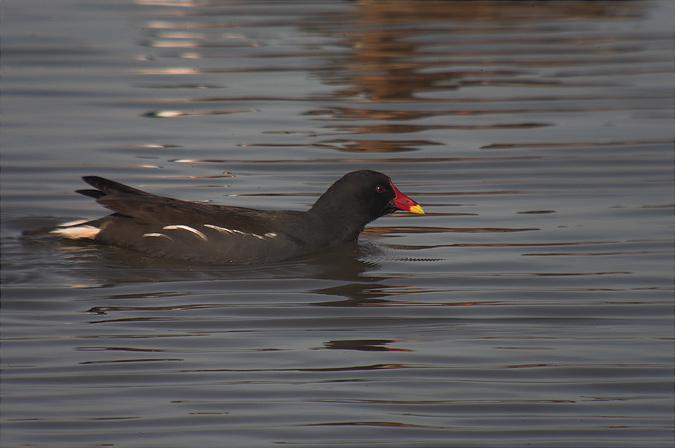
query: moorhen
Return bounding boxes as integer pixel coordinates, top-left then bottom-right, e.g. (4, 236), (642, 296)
(51, 170), (424, 264)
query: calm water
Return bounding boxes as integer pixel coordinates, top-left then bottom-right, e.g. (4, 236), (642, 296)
(2, 1), (674, 447)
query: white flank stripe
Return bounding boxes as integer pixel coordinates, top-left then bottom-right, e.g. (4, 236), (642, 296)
(143, 233), (174, 241)
(204, 224), (269, 240)
(50, 225), (100, 240)
(204, 224), (245, 235)
(162, 225), (208, 241)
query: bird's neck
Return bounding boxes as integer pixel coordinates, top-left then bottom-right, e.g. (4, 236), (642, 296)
(306, 201), (367, 246)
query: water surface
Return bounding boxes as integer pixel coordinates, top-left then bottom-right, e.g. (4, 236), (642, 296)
(2, 1), (673, 447)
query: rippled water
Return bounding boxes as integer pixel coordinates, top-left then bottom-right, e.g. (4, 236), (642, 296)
(2, 1), (674, 447)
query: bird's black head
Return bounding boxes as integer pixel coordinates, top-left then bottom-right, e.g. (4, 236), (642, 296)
(311, 170), (424, 225)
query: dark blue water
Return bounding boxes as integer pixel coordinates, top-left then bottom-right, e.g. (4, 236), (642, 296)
(2, 1), (673, 446)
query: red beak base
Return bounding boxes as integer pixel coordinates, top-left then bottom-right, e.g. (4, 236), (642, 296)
(390, 180), (425, 214)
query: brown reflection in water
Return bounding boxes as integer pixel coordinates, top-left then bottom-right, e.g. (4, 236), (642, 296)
(298, 0), (648, 153)
(308, 1), (645, 103)
(130, 0), (651, 156)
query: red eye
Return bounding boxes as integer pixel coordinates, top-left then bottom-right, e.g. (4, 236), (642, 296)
(375, 185), (385, 194)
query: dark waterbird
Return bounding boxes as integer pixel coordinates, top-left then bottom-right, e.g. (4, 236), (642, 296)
(51, 170), (424, 264)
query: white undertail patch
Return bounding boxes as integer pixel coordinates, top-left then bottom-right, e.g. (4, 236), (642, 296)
(162, 225), (208, 241)
(50, 225), (100, 240)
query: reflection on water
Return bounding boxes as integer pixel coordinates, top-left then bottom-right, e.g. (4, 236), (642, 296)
(2, 0), (673, 447)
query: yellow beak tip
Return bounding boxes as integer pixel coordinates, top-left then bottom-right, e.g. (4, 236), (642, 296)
(409, 204), (425, 215)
